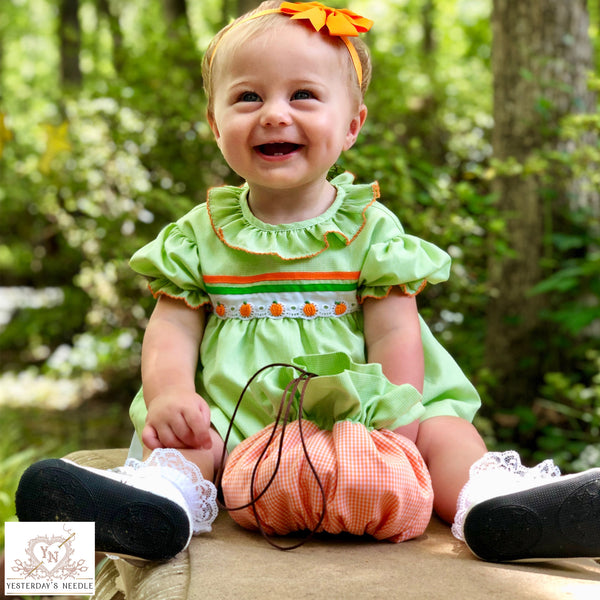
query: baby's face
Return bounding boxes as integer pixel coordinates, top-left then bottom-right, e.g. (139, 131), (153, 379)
(208, 23), (365, 194)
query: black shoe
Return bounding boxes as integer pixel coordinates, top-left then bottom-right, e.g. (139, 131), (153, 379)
(463, 468), (600, 562)
(16, 459), (191, 561)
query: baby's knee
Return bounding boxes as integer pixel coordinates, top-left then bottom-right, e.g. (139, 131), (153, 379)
(416, 416), (484, 459)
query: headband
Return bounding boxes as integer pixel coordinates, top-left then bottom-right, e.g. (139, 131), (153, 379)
(209, 2), (373, 87)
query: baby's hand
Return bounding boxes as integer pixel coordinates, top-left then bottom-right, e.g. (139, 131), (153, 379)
(142, 388), (213, 451)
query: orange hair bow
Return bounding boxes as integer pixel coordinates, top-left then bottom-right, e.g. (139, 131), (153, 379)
(280, 2), (373, 37)
(209, 2), (373, 88)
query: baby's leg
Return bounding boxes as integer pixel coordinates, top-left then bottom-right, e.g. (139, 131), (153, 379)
(417, 416), (600, 562)
(416, 415), (487, 524)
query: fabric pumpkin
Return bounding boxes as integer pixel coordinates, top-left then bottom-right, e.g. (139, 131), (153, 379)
(220, 354), (434, 544)
(222, 419), (433, 543)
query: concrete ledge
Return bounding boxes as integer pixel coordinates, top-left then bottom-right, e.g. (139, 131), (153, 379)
(64, 450), (600, 600)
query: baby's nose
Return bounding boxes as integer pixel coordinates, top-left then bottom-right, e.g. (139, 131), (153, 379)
(260, 99), (292, 127)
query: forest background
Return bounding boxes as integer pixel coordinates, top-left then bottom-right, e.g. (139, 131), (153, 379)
(1, 0), (600, 540)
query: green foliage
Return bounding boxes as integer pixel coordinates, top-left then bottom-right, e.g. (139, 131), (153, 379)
(0, 402), (132, 547)
(0, 445), (39, 547)
(530, 350), (600, 471)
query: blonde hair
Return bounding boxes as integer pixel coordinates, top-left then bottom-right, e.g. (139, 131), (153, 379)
(202, 1), (372, 116)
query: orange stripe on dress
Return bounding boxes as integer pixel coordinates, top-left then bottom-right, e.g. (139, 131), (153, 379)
(203, 271), (361, 284)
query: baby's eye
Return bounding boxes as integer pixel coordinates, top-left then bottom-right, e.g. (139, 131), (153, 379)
(291, 90), (314, 101)
(239, 91), (261, 102)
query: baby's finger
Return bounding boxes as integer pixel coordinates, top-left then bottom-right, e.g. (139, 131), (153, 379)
(142, 424), (164, 450)
(183, 407), (213, 449)
(170, 413), (200, 448)
(199, 401), (212, 428)
(154, 422), (188, 449)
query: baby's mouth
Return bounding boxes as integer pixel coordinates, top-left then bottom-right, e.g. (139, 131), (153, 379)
(256, 142), (302, 157)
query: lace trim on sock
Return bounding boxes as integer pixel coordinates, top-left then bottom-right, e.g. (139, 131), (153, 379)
(451, 450), (561, 541)
(124, 448), (219, 535)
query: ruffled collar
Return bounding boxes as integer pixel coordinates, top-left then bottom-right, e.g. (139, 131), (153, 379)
(206, 172), (379, 260)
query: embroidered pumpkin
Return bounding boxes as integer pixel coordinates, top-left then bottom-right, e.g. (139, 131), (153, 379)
(270, 301), (284, 317)
(334, 302), (347, 315)
(303, 301), (317, 317)
(239, 302), (253, 318)
(215, 303), (226, 317)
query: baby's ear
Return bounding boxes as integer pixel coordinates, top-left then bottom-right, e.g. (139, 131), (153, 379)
(207, 110), (221, 145)
(344, 104), (368, 151)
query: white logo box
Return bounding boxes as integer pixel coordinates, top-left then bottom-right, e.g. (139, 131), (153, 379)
(4, 521), (95, 597)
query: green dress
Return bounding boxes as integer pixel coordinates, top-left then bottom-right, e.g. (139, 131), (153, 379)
(129, 173), (480, 451)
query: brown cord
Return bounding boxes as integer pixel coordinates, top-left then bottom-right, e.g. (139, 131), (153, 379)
(214, 363), (327, 550)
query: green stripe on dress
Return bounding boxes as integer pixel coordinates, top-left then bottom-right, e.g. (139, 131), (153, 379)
(205, 281), (358, 295)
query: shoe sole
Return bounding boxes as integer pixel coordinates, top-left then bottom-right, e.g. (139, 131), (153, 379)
(15, 459), (190, 561)
(464, 468), (600, 562)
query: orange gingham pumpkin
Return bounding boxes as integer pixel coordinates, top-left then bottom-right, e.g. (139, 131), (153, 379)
(221, 418), (433, 543)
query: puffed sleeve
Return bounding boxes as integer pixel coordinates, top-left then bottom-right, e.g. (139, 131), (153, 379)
(130, 220), (210, 309)
(358, 233), (451, 300)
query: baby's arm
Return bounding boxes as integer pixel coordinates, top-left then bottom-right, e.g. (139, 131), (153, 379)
(363, 288), (424, 443)
(141, 295), (213, 451)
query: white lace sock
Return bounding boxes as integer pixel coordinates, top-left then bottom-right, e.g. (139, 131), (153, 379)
(119, 448), (219, 536)
(451, 450), (561, 541)
(64, 448), (219, 540)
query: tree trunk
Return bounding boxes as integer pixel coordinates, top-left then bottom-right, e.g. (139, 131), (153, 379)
(161, 0), (203, 88)
(421, 0), (435, 57)
(486, 0), (594, 406)
(220, 0), (269, 29)
(59, 0), (82, 87)
(0, 23), (4, 98)
(97, 0), (124, 74)
(163, 0), (188, 23)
